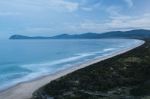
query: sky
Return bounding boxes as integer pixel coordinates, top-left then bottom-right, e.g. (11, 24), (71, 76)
(0, 0), (150, 39)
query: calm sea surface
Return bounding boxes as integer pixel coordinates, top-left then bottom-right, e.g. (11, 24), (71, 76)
(0, 39), (143, 90)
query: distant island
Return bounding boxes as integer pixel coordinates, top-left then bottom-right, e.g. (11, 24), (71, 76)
(10, 29), (150, 40)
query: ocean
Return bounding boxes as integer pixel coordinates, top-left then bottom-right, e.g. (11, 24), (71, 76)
(0, 39), (143, 90)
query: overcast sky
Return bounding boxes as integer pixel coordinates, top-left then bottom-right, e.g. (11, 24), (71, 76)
(0, 0), (150, 39)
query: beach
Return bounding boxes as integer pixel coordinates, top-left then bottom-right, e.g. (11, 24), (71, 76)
(0, 40), (145, 99)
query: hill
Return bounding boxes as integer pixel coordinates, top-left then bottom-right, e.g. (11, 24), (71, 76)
(9, 29), (150, 39)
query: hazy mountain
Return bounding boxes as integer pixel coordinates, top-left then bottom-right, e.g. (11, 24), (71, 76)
(10, 35), (51, 39)
(10, 29), (150, 40)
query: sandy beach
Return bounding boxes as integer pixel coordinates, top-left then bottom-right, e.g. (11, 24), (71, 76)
(0, 40), (145, 99)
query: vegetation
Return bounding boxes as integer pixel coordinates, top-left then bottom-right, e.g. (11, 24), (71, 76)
(32, 39), (150, 99)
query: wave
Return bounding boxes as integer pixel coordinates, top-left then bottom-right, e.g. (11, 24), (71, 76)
(21, 53), (97, 72)
(103, 48), (116, 52)
(0, 47), (119, 91)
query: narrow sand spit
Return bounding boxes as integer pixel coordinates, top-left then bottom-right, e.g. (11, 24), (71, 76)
(0, 40), (145, 99)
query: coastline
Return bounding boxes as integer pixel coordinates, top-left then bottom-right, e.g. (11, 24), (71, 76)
(0, 40), (145, 99)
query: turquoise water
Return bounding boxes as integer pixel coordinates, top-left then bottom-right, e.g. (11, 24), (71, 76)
(0, 39), (143, 90)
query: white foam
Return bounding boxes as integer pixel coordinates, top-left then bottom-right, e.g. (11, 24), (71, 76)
(0, 47), (119, 91)
(76, 48), (116, 56)
(103, 48), (116, 52)
(21, 53), (96, 71)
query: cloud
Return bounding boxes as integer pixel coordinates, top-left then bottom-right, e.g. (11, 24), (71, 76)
(81, 7), (93, 11)
(48, 0), (79, 12)
(0, 0), (80, 13)
(80, 1), (102, 12)
(110, 14), (150, 30)
(106, 13), (150, 30)
(106, 6), (122, 16)
(23, 27), (53, 34)
(0, 12), (20, 16)
(66, 13), (150, 33)
(124, 0), (133, 7)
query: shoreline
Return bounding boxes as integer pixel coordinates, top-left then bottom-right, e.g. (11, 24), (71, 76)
(0, 40), (145, 99)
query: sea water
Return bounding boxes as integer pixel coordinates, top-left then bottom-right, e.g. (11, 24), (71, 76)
(0, 39), (143, 90)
